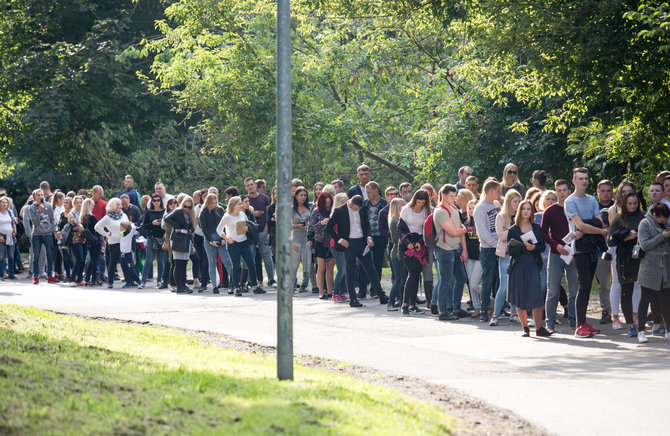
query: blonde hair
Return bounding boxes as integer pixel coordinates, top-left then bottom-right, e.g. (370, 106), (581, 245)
(457, 188), (475, 205)
(500, 189), (521, 227)
(388, 198), (404, 225)
(330, 193), (349, 217)
(178, 195), (196, 225)
(322, 184), (336, 197)
(176, 193), (187, 206)
(226, 196), (242, 215)
(106, 198), (121, 214)
(502, 163), (520, 187)
(72, 195), (83, 208)
(467, 199), (478, 219)
(539, 190), (557, 211)
(81, 198), (94, 218)
(63, 196), (73, 211)
(120, 221), (132, 232)
(140, 194), (150, 211)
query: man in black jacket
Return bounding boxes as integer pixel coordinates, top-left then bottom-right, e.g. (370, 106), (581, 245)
(327, 195), (389, 307)
(347, 165), (371, 199)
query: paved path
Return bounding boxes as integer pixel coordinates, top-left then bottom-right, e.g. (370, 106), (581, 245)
(1, 278), (668, 435)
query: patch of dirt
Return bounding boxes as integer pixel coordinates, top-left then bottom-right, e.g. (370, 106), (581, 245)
(73, 314), (547, 435)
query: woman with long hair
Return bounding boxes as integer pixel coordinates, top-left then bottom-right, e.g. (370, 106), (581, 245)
(161, 197), (179, 291)
(606, 181), (636, 329)
(0, 197), (17, 280)
(80, 198), (100, 286)
(330, 193), (349, 302)
(164, 196), (196, 294)
(94, 198), (128, 288)
(200, 192), (234, 294)
(139, 193), (168, 289)
(465, 199), (483, 318)
(399, 189), (431, 316)
(67, 196), (85, 286)
(193, 188), (209, 291)
(268, 186), (278, 270)
(51, 191), (66, 281)
(216, 196), (264, 296)
(608, 191), (645, 336)
(56, 196), (75, 281)
(308, 192), (334, 299)
(290, 187), (313, 293)
(501, 163), (526, 198)
(507, 200), (550, 337)
(490, 189), (522, 326)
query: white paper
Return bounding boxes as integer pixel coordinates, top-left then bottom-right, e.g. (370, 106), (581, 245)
(520, 231), (537, 244)
(362, 245), (370, 257)
(560, 243), (574, 265)
(562, 231), (576, 245)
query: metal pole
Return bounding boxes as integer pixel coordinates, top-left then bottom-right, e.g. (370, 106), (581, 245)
(276, 0), (293, 381)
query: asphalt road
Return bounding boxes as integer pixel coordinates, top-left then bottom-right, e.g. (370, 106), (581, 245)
(2, 278), (669, 435)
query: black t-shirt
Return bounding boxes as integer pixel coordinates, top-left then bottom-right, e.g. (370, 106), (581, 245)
(122, 204), (142, 225)
(465, 216), (480, 261)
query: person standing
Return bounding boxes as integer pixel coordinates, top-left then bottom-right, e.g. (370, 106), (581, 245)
(327, 195), (389, 308)
(200, 192), (234, 294)
(154, 182), (174, 209)
(565, 168), (609, 338)
(308, 192), (335, 299)
(357, 182), (388, 299)
(329, 193), (350, 302)
(245, 177), (274, 286)
(94, 198), (128, 289)
(507, 200), (552, 337)
(473, 179), (502, 322)
(595, 179), (615, 324)
(387, 198), (406, 310)
(530, 170), (547, 191)
(121, 175), (141, 207)
(501, 163), (526, 198)
(80, 199), (100, 286)
(27, 189), (57, 284)
(164, 196), (196, 294)
(289, 187), (313, 293)
(456, 166), (473, 190)
(0, 197), (17, 280)
(347, 165), (371, 200)
(118, 221), (141, 288)
(138, 194), (168, 289)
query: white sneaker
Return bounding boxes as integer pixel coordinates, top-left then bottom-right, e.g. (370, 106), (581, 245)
(665, 332), (670, 340)
(638, 331), (649, 343)
(489, 316), (499, 327)
(528, 318), (535, 328)
(509, 314), (519, 323)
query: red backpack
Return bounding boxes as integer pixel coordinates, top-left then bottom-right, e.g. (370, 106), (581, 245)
(423, 204), (451, 248)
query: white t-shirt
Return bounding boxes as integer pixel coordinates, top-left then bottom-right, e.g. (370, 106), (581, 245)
(400, 204), (427, 234)
(120, 227), (137, 254)
(216, 213), (247, 243)
(0, 210), (14, 245)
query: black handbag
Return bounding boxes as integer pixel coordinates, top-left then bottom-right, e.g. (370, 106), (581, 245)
(170, 230), (191, 252)
(245, 219), (259, 244)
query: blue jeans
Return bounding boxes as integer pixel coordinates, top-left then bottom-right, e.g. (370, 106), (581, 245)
(546, 252), (578, 328)
(389, 256), (407, 304)
(71, 243), (85, 283)
(0, 241), (15, 278)
(142, 239), (168, 285)
(494, 255), (514, 315)
(32, 234), (54, 278)
(479, 247), (498, 311)
(204, 240), (233, 288)
(434, 246), (457, 313)
(332, 247), (347, 296)
(227, 240), (257, 289)
(451, 254), (467, 310)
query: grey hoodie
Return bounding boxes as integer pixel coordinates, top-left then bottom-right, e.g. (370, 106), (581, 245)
(27, 202), (56, 236)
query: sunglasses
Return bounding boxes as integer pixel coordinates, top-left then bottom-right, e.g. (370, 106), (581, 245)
(152, 199), (161, 203)
(507, 170), (517, 175)
(168, 201), (177, 205)
(182, 205), (192, 209)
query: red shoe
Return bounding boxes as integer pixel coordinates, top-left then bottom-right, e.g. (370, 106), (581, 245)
(46, 276), (59, 284)
(574, 324), (594, 338)
(32, 277), (39, 285)
(584, 322), (601, 334)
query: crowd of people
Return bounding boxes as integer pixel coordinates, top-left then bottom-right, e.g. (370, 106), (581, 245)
(2, 164), (670, 342)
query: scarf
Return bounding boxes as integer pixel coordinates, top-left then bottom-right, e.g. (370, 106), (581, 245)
(107, 211), (123, 220)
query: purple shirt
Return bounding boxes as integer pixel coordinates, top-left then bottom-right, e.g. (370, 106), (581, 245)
(541, 203), (569, 254)
(248, 193), (270, 231)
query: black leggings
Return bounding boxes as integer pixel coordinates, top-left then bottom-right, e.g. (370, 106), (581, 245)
(621, 282), (635, 325)
(107, 243), (121, 285)
(638, 287), (670, 332)
(559, 285), (568, 306)
(402, 259), (421, 306)
(174, 259), (188, 291)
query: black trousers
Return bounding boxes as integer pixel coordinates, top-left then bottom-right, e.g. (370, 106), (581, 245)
(174, 259), (188, 291)
(107, 243), (121, 285)
(574, 253), (598, 325)
(344, 238), (384, 302)
(638, 286), (670, 332)
(620, 282), (635, 325)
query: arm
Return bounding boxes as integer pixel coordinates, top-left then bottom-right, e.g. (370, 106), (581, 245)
(438, 215), (467, 237)
(326, 210), (345, 244)
(638, 219), (666, 252)
(94, 216), (108, 237)
(216, 214), (229, 240)
(494, 213), (510, 242)
(507, 228), (527, 257)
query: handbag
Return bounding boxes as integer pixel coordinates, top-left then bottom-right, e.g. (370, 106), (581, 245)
(151, 236), (163, 252)
(632, 245), (644, 259)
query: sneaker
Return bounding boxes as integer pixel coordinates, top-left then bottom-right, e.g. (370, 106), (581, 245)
(665, 332), (670, 340)
(509, 314), (519, 323)
(107, 283), (113, 289)
(439, 311), (458, 321)
(480, 311), (489, 323)
(378, 294), (389, 305)
(312, 287), (319, 294)
(228, 288), (234, 295)
(452, 309), (470, 318)
(430, 305), (439, 317)
(470, 310), (481, 319)
(47, 276), (59, 284)
(627, 325), (637, 337)
(235, 289), (242, 297)
(574, 325), (594, 338)
(599, 311), (612, 325)
(410, 306), (425, 315)
(499, 310), (510, 319)
(253, 286), (266, 294)
(340, 294), (349, 303)
(138, 283), (145, 289)
(269, 280), (277, 288)
(612, 319), (623, 330)
(350, 300), (363, 308)
(332, 295), (340, 302)
(319, 295), (329, 300)
(528, 318), (535, 328)
(638, 331), (648, 343)
(489, 316), (499, 327)
(32, 277), (39, 285)
(584, 322), (600, 334)
(122, 283), (132, 289)
(652, 328), (664, 337)
(536, 327), (553, 337)
(387, 302), (398, 311)
(401, 306), (410, 316)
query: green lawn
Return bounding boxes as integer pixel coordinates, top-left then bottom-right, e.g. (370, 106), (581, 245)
(0, 305), (455, 435)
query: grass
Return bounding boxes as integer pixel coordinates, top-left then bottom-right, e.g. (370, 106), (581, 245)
(0, 305), (455, 435)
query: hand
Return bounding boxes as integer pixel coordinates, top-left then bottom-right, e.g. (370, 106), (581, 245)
(574, 231), (584, 240)
(340, 239), (349, 248)
(56, 231), (62, 240)
(460, 252), (468, 263)
(321, 218), (329, 226)
(253, 210), (263, 217)
(38, 203), (44, 212)
(307, 241), (313, 248)
(0, 236), (4, 243)
(662, 229), (670, 238)
(524, 240), (535, 251)
(367, 238), (374, 248)
(210, 241), (219, 247)
(152, 219), (160, 225)
(293, 244), (299, 253)
(557, 244), (570, 256)
(271, 216), (276, 222)
(242, 226), (248, 233)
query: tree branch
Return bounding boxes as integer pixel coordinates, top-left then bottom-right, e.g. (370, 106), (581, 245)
(349, 138), (414, 182)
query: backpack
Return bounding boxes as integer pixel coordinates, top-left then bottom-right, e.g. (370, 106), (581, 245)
(423, 204), (451, 248)
(58, 223), (74, 250)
